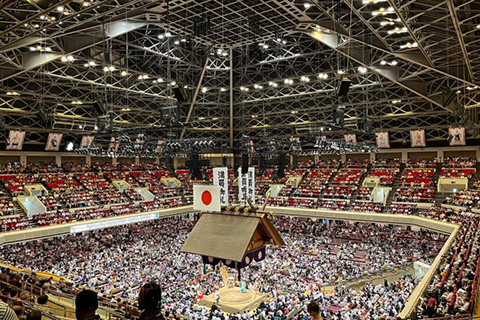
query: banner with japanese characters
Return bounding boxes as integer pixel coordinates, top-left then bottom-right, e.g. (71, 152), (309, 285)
(238, 168), (247, 205)
(247, 167), (255, 205)
(238, 167), (255, 205)
(213, 167), (229, 206)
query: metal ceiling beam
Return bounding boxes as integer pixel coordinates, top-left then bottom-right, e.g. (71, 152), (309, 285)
(308, 19), (477, 88)
(308, 30), (448, 111)
(387, 0), (435, 68)
(180, 54), (210, 141)
(339, 0), (392, 51)
(446, 0), (476, 82)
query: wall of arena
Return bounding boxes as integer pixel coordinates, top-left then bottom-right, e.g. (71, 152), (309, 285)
(0, 145), (480, 168)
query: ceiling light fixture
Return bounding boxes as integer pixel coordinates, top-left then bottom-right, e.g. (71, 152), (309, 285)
(372, 7), (394, 16)
(300, 76), (310, 82)
(400, 42), (418, 49)
(358, 66), (367, 74)
(318, 73), (328, 79)
(268, 81), (278, 87)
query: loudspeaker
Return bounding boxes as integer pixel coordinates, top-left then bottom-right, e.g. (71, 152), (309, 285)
(277, 153), (286, 178)
(333, 107), (345, 127)
(165, 156), (174, 173)
(337, 78), (351, 97)
(242, 154), (248, 174)
(258, 155), (266, 177)
(92, 101), (106, 115)
(172, 86), (188, 103)
(222, 156), (227, 167)
(364, 118), (373, 132)
(442, 88), (456, 108)
(190, 153), (202, 180)
(291, 155), (298, 170)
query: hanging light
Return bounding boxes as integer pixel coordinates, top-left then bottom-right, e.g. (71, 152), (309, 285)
(317, 73), (328, 79)
(358, 66), (367, 74)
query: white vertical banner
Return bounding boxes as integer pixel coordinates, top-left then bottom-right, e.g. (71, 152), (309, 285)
(247, 167), (255, 204)
(213, 167), (229, 206)
(238, 168), (248, 204)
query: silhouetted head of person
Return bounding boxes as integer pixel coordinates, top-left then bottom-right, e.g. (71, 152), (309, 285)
(307, 301), (320, 319)
(75, 290), (98, 320)
(138, 282), (162, 313)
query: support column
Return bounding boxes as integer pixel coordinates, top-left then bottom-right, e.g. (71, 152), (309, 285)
(476, 149), (480, 162)
(437, 150), (444, 163)
(370, 152), (376, 162)
(173, 158), (179, 170)
(314, 155), (319, 164)
(229, 45), (234, 149)
(86, 155), (92, 166)
(55, 155), (61, 167)
(20, 155), (27, 168)
(112, 157), (117, 166)
(135, 156), (140, 165)
(401, 151), (408, 163)
(155, 157), (160, 165)
(341, 154), (347, 162)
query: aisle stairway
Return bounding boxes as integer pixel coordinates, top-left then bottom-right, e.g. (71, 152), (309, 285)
(0, 182), (25, 215)
(349, 163), (372, 208)
(468, 162), (480, 189)
(382, 163), (405, 213)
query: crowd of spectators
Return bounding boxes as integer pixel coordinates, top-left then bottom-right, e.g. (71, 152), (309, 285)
(0, 216), (447, 320)
(316, 199), (347, 211)
(350, 201), (383, 213)
(394, 188), (436, 203)
(323, 186), (356, 200)
(444, 190), (480, 208)
(356, 187), (373, 201)
(417, 208), (480, 317)
(388, 204), (417, 215)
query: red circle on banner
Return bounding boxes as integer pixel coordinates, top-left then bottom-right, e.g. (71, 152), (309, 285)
(201, 190), (212, 205)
